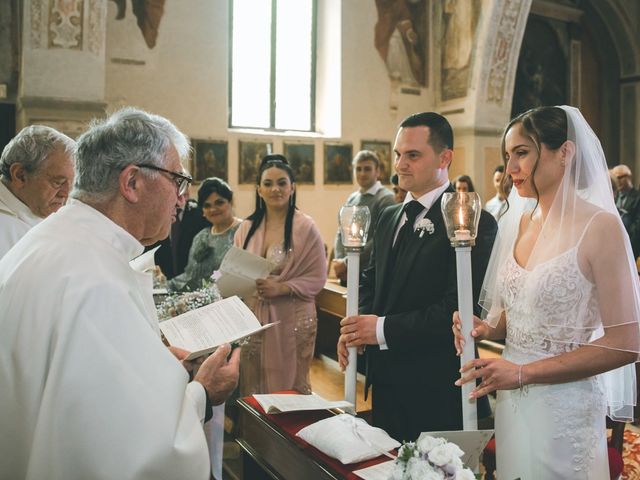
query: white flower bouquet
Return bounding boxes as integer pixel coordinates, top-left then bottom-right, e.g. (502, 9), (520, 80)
(156, 283), (222, 321)
(390, 435), (477, 480)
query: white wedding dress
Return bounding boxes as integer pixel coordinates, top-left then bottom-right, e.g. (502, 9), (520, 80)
(495, 223), (609, 479)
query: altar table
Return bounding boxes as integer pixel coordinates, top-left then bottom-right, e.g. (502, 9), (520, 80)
(236, 393), (394, 480)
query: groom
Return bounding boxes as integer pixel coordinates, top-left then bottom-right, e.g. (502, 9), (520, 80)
(338, 112), (497, 442)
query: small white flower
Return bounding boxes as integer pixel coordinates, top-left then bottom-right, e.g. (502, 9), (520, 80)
(406, 457), (443, 480)
(416, 435), (446, 454)
(427, 442), (465, 467)
(416, 218), (435, 237)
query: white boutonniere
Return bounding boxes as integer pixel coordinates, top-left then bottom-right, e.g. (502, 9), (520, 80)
(416, 218), (435, 237)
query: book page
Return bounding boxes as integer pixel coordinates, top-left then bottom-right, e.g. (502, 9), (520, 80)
(353, 460), (395, 480)
(216, 246), (276, 299)
(252, 393), (353, 414)
(159, 296), (274, 359)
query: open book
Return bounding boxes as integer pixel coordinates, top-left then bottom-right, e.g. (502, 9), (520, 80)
(216, 246), (277, 299)
(252, 393), (354, 414)
(159, 296), (275, 360)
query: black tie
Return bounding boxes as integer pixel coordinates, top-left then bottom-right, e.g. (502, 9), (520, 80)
(390, 200), (424, 267)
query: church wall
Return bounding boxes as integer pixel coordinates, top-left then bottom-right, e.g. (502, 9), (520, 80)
(104, 0), (439, 250)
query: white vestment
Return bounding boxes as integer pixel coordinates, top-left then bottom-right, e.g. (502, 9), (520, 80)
(0, 181), (42, 259)
(0, 200), (210, 480)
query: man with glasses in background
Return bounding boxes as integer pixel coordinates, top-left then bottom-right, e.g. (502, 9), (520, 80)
(0, 108), (240, 480)
(0, 125), (75, 258)
(612, 164), (640, 258)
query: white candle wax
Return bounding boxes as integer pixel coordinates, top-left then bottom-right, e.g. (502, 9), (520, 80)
(455, 229), (471, 241)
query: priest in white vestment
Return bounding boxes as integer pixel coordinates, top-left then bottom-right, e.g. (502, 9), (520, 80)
(0, 125), (75, 259)
(0, 108), (240, 480)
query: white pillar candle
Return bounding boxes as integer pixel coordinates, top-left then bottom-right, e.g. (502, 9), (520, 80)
(344, 251), (359, 410)
(455, 246), (478, 430)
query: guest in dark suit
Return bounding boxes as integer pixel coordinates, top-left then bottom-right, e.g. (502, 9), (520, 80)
(612, 164), (640, 258)
(338, 112), (497, 442)
(151, 191), (211, 279)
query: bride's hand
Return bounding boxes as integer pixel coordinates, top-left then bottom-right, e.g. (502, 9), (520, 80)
(452, 311), (489, 356)
(455, 358), (520, 398)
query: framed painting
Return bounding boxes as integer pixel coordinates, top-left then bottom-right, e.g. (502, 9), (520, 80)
(324, 143), (353, 184)
(192, 140), (228, 182)
(284, 143), (314, 184)
(238, 140), (273, 184)
(361, 140), (392, 184)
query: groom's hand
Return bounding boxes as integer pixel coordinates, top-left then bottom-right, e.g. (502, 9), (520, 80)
(340, 315), (378, 346)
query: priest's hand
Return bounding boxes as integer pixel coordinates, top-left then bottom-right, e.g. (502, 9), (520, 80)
(194, 343), (241, 405)
(455, 357), (520, 399)
(452, 311), (489, 356)
(169, 346), (205, 378)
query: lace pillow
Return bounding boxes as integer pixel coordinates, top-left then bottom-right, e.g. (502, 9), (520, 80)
(296, 414), (400, 464)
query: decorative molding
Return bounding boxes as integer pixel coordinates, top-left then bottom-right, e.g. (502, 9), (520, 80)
(86, 0), (106, 55)
(30, 0), (46, 49)
(48, 0), (84, 50)
(485, 0), (531, 105)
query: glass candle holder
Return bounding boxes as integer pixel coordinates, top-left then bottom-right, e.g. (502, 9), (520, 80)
(339, 205), (371, 250)
(441, 192), (482, 247)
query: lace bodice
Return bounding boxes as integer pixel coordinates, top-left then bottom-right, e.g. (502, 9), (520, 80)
(500, 246), (600, 362)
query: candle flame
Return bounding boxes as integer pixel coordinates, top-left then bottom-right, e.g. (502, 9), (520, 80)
(351, 223), (359, 238)
(458, 207), (464, 228)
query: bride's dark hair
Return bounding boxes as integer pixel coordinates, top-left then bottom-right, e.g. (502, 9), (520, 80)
(242, 154), (297, 252)
(500, 106), (568, 214)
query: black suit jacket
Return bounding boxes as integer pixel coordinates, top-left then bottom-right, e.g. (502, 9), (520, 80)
(150, 199), (211, 279)
(616, 188), (640, 258)
(360, 185), (497, 429)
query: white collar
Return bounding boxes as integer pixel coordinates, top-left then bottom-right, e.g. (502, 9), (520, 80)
(0, 180), (42, 226)
(403, 181), (450, 212)
(361, 180), (383, 195)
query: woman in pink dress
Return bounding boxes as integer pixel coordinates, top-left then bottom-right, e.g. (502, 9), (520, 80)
(235, 154), (327, 395)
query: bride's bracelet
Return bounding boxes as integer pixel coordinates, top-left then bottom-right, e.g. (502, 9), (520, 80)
(518, 364), (527, 392)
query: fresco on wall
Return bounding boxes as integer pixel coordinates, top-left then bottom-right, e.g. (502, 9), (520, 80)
(48, 0), (84, 50)
(511, 17), (567, 118)
(324, 143), (353, 184)
(374, 0), (428, 87)
(284, 143), (315, 185)
(192, 140), (228, 182)
(110, 0), (166, 48)
(361, 140), (392, 184)
(440, 0), (480, 101)
(239, 140), (273, 184)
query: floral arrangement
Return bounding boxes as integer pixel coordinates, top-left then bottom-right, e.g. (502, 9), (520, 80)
(390, 435), (476, 480)
(156, 283), (222, 321)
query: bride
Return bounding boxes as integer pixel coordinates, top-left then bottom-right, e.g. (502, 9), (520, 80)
(453, 106), (640, 478)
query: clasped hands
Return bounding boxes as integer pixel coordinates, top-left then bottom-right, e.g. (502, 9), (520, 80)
(169, 344), (241, 405)
(337, 314), (378, 370)
(255, 278), (290, 300)
(452, 311), (519, 399)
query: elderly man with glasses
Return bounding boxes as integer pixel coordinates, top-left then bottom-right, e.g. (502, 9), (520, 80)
(0, 125), (75, 258)
(612, 164), (640, 258)
(0, 108), (240, 480)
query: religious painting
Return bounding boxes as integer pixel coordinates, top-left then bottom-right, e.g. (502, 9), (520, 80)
(324, 143), (353, 184)
(440, 0), (481, 100)
(192, 140), (228, 182)
(374, 0), (428, 87)
(238, 140), (273, 184)
(510, 17), (567, 118)
(361, 140), (392, 184)
(284, 143), (315, 184)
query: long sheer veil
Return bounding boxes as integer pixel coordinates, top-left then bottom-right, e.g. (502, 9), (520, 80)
(479, 105), (640, 420)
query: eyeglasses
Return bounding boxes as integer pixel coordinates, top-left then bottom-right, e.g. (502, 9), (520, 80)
(137, 164), (193, 196)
